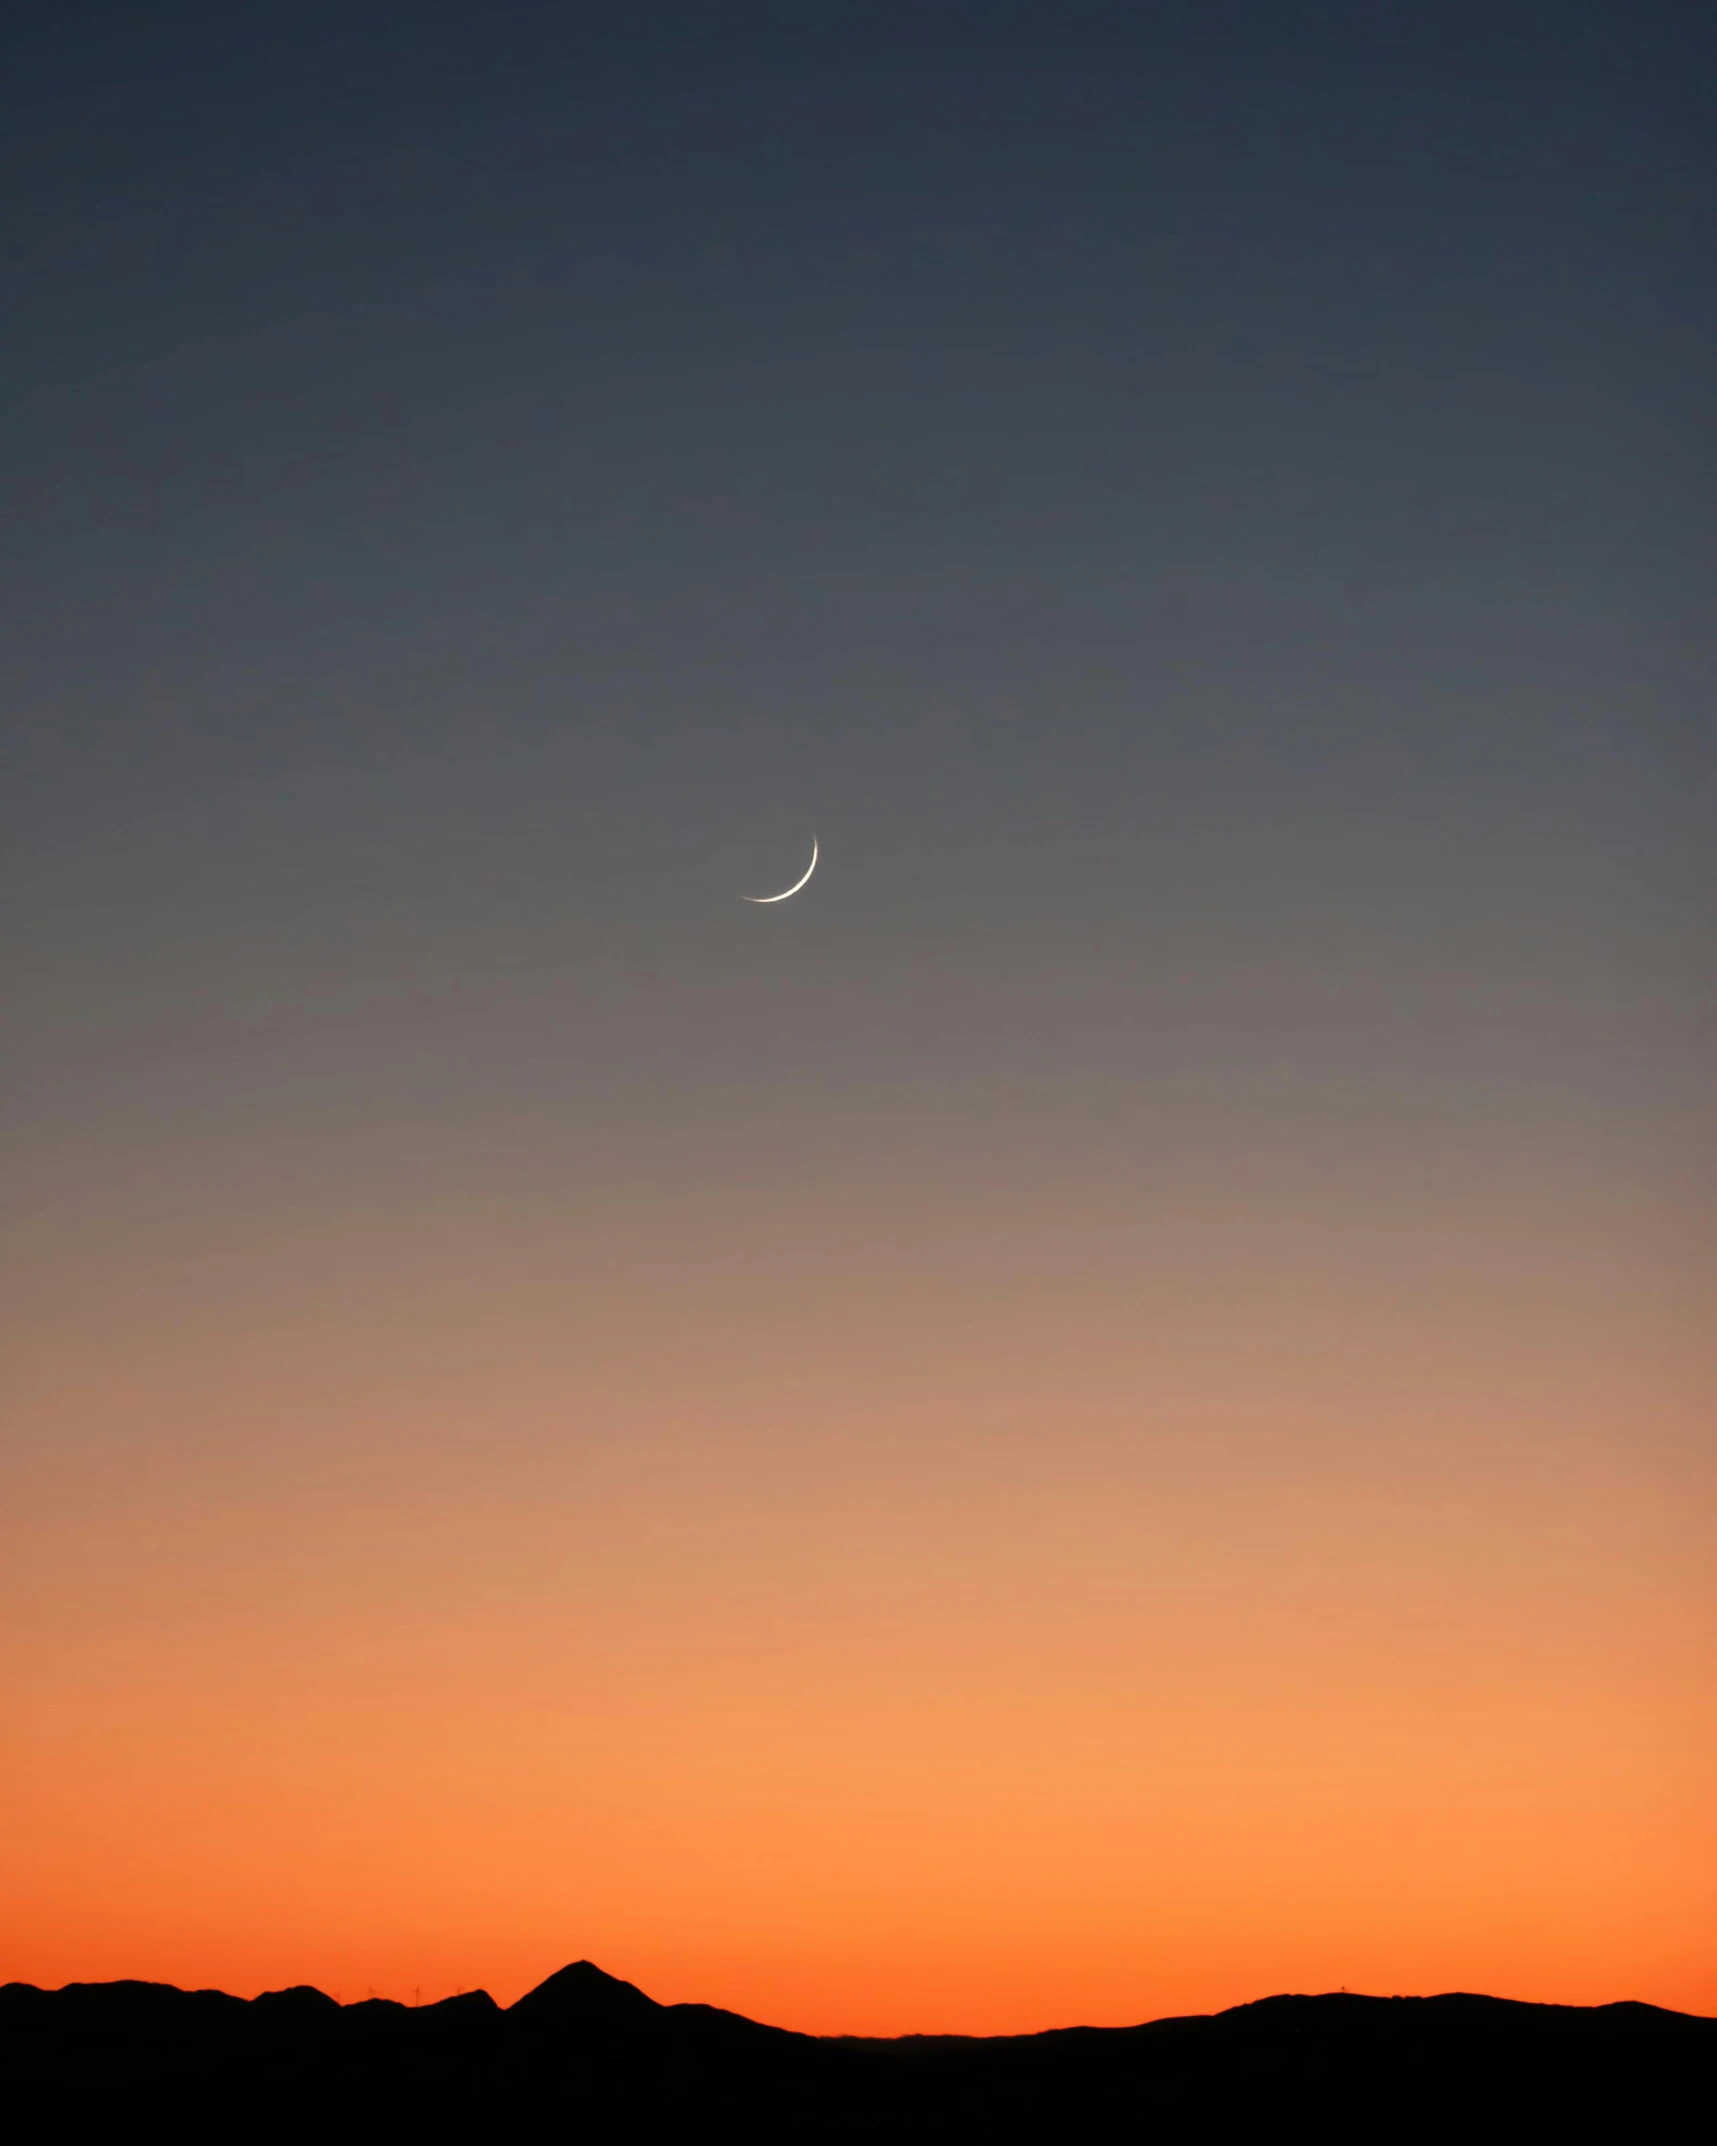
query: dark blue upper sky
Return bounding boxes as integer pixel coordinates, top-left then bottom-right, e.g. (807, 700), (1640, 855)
(2, 1), (1708, 1224)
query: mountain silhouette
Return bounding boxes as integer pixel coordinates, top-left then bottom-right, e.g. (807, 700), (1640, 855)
(510, 1956), (662, 2024)
(4, 1960), (1710, 2139)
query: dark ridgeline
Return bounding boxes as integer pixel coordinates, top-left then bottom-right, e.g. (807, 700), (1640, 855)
(2, 1960), (1710, 2138)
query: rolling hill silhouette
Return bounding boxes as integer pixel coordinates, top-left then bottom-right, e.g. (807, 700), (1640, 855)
(4, 1958), (1710, 2137)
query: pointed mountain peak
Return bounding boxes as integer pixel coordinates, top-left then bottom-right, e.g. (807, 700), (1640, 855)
(509, 1960), (661, 2021)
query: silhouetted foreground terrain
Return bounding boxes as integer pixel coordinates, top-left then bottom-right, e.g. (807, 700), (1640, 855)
(4, 1959), (1711, 2138)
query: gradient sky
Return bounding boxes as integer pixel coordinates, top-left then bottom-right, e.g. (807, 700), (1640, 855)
(3, 3), (1712, 2031)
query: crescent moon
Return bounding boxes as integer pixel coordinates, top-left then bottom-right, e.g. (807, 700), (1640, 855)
(743, 834), (818, 904)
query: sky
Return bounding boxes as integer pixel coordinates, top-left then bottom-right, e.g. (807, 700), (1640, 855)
(3, 2), (1712, 2031)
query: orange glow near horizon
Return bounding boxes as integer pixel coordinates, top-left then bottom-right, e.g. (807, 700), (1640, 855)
(6, 1176), (1712, 2033)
